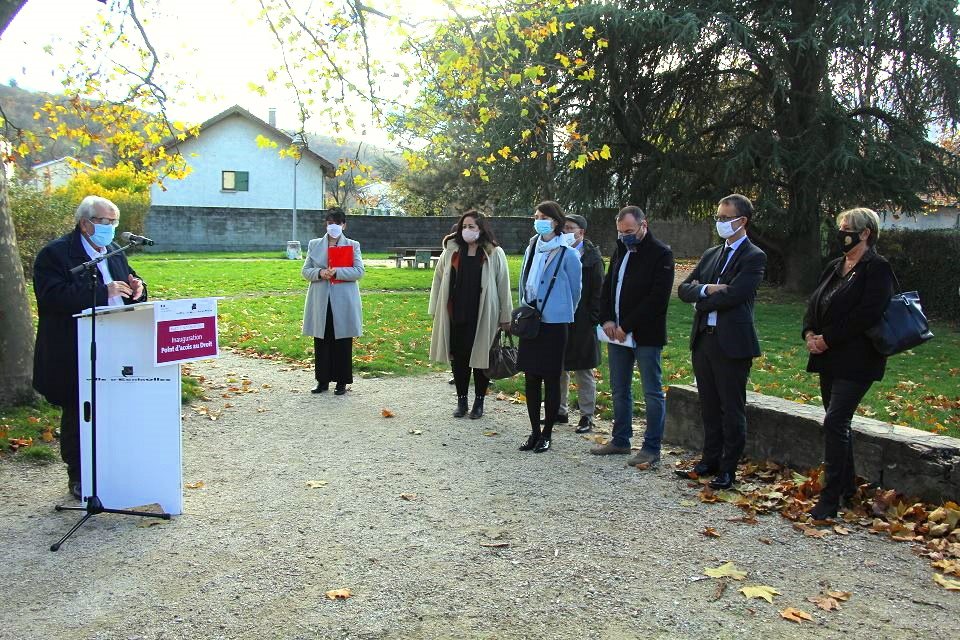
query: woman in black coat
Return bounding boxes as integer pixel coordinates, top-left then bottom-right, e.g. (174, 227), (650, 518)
(802, 207), (894, 520)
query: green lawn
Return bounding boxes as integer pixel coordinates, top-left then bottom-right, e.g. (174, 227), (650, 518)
(3, 252), (958, 460)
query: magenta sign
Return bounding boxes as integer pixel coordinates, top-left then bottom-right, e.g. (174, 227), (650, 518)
(153, 299), (220, 365)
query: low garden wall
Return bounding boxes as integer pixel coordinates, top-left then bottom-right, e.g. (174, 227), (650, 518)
(665, 384), (960, 504)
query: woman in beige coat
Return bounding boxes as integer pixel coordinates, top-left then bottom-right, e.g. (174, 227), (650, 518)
(429, 211), (512, 419)
(302, 209), (364, 395)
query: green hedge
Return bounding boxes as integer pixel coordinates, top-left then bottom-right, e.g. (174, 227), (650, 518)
(878, 229), (960, 322)
(9, 183), (74, 279)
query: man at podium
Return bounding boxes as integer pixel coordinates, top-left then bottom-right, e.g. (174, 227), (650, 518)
(32, 195), (148, 500)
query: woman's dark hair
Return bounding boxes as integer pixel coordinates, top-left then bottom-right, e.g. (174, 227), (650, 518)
(325, 207), (346, 225)
(444, 209), (499, 250)
(535, 200), (565, 233)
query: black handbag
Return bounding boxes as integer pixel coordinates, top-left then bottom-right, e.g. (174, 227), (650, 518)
(485, 330), (518, 379)
(866, 271), (933, 356)
(510, 245), (565, 339)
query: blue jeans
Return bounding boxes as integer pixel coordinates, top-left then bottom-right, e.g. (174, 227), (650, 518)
(607, 342), (666, 451)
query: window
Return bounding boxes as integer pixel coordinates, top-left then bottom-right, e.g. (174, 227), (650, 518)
(222, 170), (249, 192)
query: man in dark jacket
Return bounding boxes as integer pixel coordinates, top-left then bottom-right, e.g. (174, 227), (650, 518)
(592, 206), (674, 467)
(558, 214), (604, 432)
(33, 195), (147, 500)
(676, 194), (766, 490)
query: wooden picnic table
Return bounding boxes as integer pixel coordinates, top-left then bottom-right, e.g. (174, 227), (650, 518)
(391, 247), (443, 268)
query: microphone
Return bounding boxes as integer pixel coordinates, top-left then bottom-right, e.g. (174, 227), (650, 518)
(121, 232), (156, 246)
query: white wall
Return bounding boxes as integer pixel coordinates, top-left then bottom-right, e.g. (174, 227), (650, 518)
(151, 114), (326, 209)
(881, 207), (960, 231)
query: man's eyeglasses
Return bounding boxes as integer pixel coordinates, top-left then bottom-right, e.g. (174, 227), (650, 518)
(89, 216), (120, 227)
(713, 215), (741, 222)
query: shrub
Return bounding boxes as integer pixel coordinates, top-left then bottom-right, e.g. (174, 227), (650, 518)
(879, 229), (960, 322)
(9, 181), (74, 278)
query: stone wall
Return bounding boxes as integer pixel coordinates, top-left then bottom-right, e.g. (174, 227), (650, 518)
(145, 206), (714, 258)
(665, 384), (960, 504)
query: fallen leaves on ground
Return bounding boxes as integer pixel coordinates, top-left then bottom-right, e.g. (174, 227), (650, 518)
(325, 588), (352, 600)
(808, 593), (844, 611)
(705, 562), (747, 580)
(780, 607), (813, 623)
(701, 527), (721, 538)
(306, 480), (329, 489)
(676, 458), (960, 584)
(740, 585), (780, 603)
(184, 481), (205, 489)
(399, 493), (417, 501)
(381, 408), (395, 418)
(933, 573), (960, 591)
(483, 431), (498, 436)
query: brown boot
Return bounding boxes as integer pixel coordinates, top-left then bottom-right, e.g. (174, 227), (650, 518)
(590, 442), (631, 455)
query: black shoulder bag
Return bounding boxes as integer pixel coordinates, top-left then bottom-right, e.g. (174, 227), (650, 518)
(866, 269), (933, 356)
(510, 246), (565, 340)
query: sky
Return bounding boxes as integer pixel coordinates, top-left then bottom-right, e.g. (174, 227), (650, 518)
(0, 0), (446, 147)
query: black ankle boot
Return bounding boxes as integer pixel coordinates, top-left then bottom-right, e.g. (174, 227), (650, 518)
(809, 497), (839, 521)
(469, 397), (484, 419)
(453, 396), (468, 418)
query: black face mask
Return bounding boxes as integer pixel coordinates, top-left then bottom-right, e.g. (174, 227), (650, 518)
(837, 230), (862, 253)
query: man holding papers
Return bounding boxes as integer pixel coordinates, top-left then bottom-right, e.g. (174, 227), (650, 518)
(592, 206), (674, 466)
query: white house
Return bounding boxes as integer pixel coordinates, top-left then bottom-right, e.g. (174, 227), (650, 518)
(152, 105), (335, 210)
(29, 156), (94, 191)
(880, 206), (960, 231)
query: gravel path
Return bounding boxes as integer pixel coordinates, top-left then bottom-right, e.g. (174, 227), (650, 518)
(1, 351), (956, 639)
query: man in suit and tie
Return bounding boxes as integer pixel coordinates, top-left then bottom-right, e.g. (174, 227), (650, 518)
(676, 194), (766, 489)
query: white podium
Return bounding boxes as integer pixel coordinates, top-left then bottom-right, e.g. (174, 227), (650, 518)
(76, 302), (183, 514)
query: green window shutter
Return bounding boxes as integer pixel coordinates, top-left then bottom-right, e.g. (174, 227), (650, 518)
(236, 171), (249, 191)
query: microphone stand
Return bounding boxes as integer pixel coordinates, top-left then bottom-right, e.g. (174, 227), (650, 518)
(51, 239), (170, 552)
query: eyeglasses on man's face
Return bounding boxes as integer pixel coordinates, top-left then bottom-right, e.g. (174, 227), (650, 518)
(89, 216), (120, 227)
(713, 214), (742, 222)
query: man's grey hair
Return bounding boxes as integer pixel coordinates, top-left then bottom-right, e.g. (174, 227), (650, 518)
(616, 205), (647, 223)
(75, 195), (119, 224)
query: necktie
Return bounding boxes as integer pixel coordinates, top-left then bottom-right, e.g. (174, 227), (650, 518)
(713, 246), (732, 282)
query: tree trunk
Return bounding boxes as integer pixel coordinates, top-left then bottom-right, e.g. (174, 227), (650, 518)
(0, 166), (36, 407)
(0, 1), (29, 37)
(780, 204), (822, 294)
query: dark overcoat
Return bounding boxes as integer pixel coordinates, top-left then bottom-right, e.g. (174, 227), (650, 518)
(564, 239), (604, 370)
(32, 228), (147, 406)
(802, 249), (894, 383)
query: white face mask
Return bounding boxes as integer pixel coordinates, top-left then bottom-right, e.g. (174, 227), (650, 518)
(327, 224), (343, 238)
(461, 228), (480, 243)
(715, 218), (740, 239)
(561, 232), (577, 247)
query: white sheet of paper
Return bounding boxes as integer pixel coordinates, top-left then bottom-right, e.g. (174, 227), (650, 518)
(596, 325), (636, 348)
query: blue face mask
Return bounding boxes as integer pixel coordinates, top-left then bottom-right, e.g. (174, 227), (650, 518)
(88, 223), (116, 247)
(533, 219), (554, 236)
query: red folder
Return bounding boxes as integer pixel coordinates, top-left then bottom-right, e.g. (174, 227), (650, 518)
(328, 245), (353, 284)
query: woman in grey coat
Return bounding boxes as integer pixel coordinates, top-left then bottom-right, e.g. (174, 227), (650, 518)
(302, 209), (365, 395)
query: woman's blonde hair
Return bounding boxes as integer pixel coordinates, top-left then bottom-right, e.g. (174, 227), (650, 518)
(837, 207), (880, 247)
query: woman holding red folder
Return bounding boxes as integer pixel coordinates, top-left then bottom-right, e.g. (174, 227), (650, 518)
(302, 208), (365, 395)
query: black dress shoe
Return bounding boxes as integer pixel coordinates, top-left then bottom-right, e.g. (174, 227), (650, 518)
(556, 412), (568, 424)
(469, 397), (484, 419)
(69, 480), (82, 500)
(311, 383), (329, 394)
(574, 416), (594, 433)
(674, 461), (718, 478)
(709, 471), (735, 490)
(334, 383), (347, 395)
(533, 437), (551, 453)
(453, 396), (468, 418)
(519, 434), (539, 451)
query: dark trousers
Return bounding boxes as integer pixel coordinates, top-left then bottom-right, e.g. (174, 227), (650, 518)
(524, 374), (561, 439)
(314, 303), (353, 386)
(818, 374), (871, 503)
(692, 331), (752, 473)
(59, 398), (80, 482)
(450, 321), (489, 399)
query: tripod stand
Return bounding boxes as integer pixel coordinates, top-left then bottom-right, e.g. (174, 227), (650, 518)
(51, 241), (170, 552)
